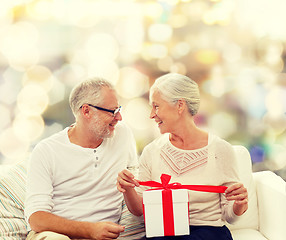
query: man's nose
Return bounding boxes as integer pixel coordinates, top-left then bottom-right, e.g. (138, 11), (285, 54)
(114, 112), (122, 121)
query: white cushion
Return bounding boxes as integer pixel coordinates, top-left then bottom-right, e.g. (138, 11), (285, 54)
(254, 171), (286, 240)
(227, 146), (259, 231)
(231, 229), (267, 240)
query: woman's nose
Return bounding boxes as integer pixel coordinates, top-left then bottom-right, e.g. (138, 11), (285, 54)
(150, 108), (155, 119)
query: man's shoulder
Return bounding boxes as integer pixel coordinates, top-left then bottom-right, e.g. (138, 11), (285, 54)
(34, 127), (68, 149)
(114, 121), (133, 137)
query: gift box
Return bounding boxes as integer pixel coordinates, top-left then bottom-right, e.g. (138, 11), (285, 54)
(143, 188), (190, 237)
(139, 174), (227, 238)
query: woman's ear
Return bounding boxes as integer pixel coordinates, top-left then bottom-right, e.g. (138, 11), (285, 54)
(177, 99), (186, 114)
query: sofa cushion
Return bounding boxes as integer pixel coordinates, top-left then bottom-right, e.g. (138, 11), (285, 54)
(254, 171), (286, 240)
(227, 146), (259, 231)
(119, 202), (145, 239)
(0, 160), (27, 239)
(231, 229), (267, 240)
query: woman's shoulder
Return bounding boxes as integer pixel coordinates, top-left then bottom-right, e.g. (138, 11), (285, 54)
(209, 133), (236, 163)
(143, 134), (169, 151)
(209, 134), (235, 159)
(209, 133), (232, 149)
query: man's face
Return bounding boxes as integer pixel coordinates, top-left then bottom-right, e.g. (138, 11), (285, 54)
(89, 87), (122, 139)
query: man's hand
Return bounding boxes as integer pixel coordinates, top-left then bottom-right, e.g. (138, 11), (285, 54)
(29, 212), (124, 240)
(89, 222), (125, 240)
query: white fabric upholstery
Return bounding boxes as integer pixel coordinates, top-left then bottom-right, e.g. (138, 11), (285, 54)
(254, 171), (286, 240)
(229, 145), (286, 240)
(231, 229), (268, 240)
(227, 145), (259, 231)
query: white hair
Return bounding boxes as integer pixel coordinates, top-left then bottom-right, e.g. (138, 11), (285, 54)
(150, 73), (200, 116)
(69, 77), (114, 118)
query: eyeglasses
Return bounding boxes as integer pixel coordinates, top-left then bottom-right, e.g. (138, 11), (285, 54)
(81, 104), (121, 117)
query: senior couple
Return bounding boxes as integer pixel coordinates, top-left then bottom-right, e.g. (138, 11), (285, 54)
(25, 73), (248, 240)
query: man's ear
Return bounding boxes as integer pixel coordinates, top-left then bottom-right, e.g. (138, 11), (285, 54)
(81, 105), (92, 119)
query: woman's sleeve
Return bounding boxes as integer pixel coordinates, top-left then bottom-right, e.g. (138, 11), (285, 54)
(216, 140), (240, 223)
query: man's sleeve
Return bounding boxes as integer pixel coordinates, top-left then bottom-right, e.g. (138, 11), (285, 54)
(24, 143), (54, 222)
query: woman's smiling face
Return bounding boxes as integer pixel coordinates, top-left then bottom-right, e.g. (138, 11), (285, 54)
(150, 90), (179, 134)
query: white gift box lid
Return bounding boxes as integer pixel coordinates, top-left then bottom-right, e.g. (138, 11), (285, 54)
(143, 189), (188, 205)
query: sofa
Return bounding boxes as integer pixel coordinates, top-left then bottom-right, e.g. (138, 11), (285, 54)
(0, 145), (285, 240)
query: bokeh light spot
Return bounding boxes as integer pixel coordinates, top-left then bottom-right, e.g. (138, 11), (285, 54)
(148, 23), (173, 42)
(17, 84), (49, 116)
(0, 127), (30, 160)
(124, 98), (151, 130)
(23, 65), (54, 91)
(117, 67), (149, 99)
(13, 114), (45, 142)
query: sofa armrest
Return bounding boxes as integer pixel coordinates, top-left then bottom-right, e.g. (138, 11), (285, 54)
(253, 171), (286, 240)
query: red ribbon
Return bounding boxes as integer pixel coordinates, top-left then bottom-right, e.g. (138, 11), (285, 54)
(140, 174), (227, 236)
(138, 174), (227, 193)
(162, 189), (174, 236)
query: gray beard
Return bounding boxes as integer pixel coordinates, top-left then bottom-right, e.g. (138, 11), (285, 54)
(90, 123), (114, 139)
(90, 114), (115, 140)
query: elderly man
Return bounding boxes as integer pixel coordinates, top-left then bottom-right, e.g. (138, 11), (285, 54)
(25, 78), (138, 240)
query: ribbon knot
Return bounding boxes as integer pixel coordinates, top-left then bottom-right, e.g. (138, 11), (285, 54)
(160, 174), (182, 189)
(161, 174), (171, 188)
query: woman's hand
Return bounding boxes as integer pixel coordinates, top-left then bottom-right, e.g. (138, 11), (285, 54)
(117, 169), (140, 193)
(117, 170), (143, 216)
(225, 183), (248, 216)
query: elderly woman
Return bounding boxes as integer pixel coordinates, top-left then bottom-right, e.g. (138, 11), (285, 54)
(117, 73), (248, 240)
